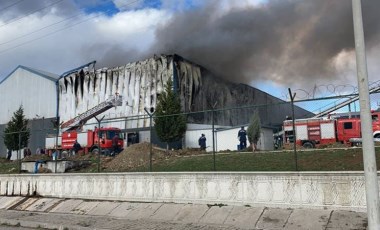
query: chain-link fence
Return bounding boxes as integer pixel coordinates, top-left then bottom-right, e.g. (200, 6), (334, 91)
(2, 91), (380, 173)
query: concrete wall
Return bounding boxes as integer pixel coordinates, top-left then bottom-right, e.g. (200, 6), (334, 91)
(0, 172), (369, 211)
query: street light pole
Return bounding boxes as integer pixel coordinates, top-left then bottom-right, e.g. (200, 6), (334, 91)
(352, 1), (380, 229)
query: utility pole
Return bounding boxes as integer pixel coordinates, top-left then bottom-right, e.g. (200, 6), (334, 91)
(352, 1), (380, 229)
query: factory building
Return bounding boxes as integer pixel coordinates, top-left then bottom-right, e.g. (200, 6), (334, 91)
(0, 66), (58, 156)
(0, 54), (312, 155)
(59, 54), (312, 150)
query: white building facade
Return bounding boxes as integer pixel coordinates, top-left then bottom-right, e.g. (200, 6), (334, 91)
(0, 66), (58, 156)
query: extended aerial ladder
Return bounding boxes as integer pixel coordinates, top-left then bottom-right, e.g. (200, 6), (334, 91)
(60, 94), (123, 132)
(312, 83), (380, 118)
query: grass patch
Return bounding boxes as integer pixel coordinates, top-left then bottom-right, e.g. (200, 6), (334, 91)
(1, 147), (379, 173)
(150, 148), (377, 172)
(0, 158), (19, 174)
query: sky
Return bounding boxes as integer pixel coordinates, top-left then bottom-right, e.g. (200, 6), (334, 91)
(0, 0), (380, 101)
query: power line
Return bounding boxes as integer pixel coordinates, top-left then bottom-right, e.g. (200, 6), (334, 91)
(0, 0), (25, 12)
(0, 12), (83, 46)
(0, 0), (64, 28)
(0, 0), (142, 55)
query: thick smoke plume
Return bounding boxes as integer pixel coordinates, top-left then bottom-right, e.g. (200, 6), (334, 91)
(149, 0), (380, 86)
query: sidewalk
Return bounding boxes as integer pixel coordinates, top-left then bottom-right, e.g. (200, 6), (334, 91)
(0, 196), (368, 229)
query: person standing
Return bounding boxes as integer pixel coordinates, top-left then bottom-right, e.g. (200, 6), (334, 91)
(112, 133), (120, 156)
(72, 140), (81, 155)
(238, 126), (247, 150)
(198, 134), (206, 151)
(26, 148), (32, 156)
(23, 148), (28, 158)
(7, 149), (12, 161)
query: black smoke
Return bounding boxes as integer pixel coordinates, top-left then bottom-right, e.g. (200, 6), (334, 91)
(149, 0), (380, 86)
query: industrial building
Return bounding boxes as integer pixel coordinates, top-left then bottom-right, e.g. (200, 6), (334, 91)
(58, 54), (312, 150)
(0, 66), (58, 157)
(0, 54), (312, 156)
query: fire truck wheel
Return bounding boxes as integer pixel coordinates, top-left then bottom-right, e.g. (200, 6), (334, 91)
(91, 148), (99, 154)
(302, 142), (314, 149)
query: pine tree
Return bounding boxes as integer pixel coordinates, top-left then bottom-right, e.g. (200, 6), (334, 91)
(154, 79), (187, 151)
(247, 110), (261, 152)
(4, 106), (30, 154)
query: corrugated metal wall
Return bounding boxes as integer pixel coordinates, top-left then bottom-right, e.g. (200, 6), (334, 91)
(0, 68), (57, 124)
(59, 55), (174, 130)
(0, 118), (55, 157)
(59, 54), (312, 131)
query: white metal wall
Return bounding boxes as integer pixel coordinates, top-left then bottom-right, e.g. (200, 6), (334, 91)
(185, 129), (214, 152)
(0, 68), (57, 124)
(185, 125), (274, 151)
(216, 127), (243, 151)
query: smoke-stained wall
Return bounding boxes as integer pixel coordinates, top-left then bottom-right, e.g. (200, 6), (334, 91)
(59, 55), (174, 129)
(59, 54), (312, 130)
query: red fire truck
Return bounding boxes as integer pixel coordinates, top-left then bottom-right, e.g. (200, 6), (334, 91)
(46, 95), (124, 155)
(283, 111), (380, 148)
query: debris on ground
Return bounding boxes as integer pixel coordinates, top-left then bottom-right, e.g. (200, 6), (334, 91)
(104, 142), (206, 172)
(5, 143), (208, 173)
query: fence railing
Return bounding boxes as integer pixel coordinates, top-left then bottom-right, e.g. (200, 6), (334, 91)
(1, 91), (380, 173)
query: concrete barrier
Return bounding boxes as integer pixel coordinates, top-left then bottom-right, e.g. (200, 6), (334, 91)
(21, 161), (91, 173)
(0, 172), (369, 211)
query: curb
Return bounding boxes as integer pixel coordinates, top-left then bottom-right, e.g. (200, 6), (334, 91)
(0, 217), (106, 230)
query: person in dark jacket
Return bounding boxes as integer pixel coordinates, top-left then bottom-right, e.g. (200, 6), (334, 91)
(72, 140), (81, 155)
(7, 149), (12, 161)
(198, 134), (206, 151)
(238, 126), (247, 150)
(111, 133), (120, 156)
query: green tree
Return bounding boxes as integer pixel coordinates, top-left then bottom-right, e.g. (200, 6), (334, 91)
(247, 110), (261, 152)
(4, 106), (30, 156)
(154, 79), (187, 151)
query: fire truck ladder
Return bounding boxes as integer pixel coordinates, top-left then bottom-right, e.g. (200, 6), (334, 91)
(312, 83), (380, 118)
(60, 94), (123, 132)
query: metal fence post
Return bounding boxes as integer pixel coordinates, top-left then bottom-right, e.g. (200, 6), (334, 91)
(288, 88), (298, 171)
(95, 115), (105, 173)
(18, 132), (21, 173)
(352, 1), (380, 228)
(144, 108), (154, 172)
(211, 102), (217, 171)
(55, 117), (60, 173)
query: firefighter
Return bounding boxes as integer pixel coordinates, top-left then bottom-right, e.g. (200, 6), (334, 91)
(238, 126), (247, 150)
(72, 140), (82, 155)
(198, 134), (206, 151)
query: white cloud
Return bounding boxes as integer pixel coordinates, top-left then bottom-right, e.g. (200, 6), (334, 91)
(0, 6), (170, 79)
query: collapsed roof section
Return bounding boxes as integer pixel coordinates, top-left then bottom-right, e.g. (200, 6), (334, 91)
(58, 54), (312, 129)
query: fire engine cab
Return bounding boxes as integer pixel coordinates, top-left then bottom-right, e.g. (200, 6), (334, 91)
(283, 111), (380, 148)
